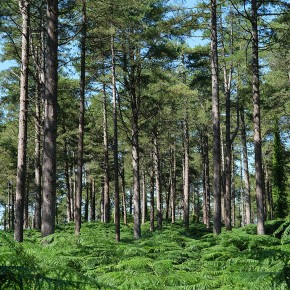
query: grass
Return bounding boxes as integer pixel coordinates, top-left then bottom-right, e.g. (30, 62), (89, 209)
(0, 220), (290, 289)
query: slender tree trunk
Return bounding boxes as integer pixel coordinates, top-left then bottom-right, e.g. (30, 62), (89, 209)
(84, 184), (89, 222)
(24, 177), (29, 228)
(100, 178), (104, 222)
(251, 0), (265, 235)
(90, 180), (96, 221)
(14, 0), (30, 242)
(141, 171), (147, 224)
(132, 131), (141, 238)
(225, 90), (232, 230)
(11, 184), (15, 229)
(34, 82), (42, 230)
(240, 106), (251, 224)
(103, 85), (110, 223)
(111, 33), (120, 242)
(150, 167), (155, 232)
(171, 144), (176, 224)
(75, 0), (86, 236)
(8, 182), (11, 229)
(64, 142), (72, 222)
(121, 166), (127, 225)
(153, 130), (162, 230)
(41, 0), (58, 238)
(183, 118), (190, 229)
(211, 0), (221, 235)
(202, 129), (210, 228)
(129, 189), (133, 215)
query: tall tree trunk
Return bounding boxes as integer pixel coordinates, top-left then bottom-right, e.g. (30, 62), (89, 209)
(153, 130), (162, 230)
(14, 0), (30, 242)
(90, 180), (96, 221)
(251, 0), (265, 235)
(150, 166), (155, 232)
(64, 142), (72, 222)
(111, 33), (120, 242)
(141, 170), (147, 224)
(121, 165), (127, 225)
(211, 0), (221, 235)
(132, 121), (141, 238)
(84, 184), (89, 222)
(41, 0), (58, 237)
(12, 185), (15, 229)
(224, 87), (232, 230)
(75, 0), (86, 236)
(240, 106), (251, 224)
(202, 129), (210, 228)
(103, 85), (110, 223)
(34, 82), (42, 230)
(265, 164), (273, 220)
(24, 176), (29, 228)
(171, 143), (176, 224)
(183, 118), (190, 229)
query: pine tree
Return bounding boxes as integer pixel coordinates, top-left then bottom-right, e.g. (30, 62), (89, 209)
(41, 0), (58, 237)
(14, 0), (30, 242)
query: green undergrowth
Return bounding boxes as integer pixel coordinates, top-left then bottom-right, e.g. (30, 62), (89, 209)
(1, 219), (290, 289)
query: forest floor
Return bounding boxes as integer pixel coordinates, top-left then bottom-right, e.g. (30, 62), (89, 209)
(1, 219), (290, 289)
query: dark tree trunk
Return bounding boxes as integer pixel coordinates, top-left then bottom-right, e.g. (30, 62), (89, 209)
(251, 0), (265, 235)
(24, 178), (29, 228)
(84, 184), (89, 222)
(111, 33), (120, 242)
(90, 180), (96, 221)
(121, 166), (127, 225)
(211, 0), (221, 235)
(103, 85), (110, 223)
(34, 82), (42, 230)
(170, 143), (176, 224)
(41, 0), (58, 238)
(202, 129), (210, 228)
(64, 142), (72, 222)
(14, 0), (30, 242)
(141, 170), (147, 224)
(75, 0), (86, 236)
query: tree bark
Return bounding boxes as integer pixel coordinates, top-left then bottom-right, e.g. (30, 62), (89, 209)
(111, 32), (120, 242)
(183, 118), (190, 229)
(153, 130), (162, 230)
(90, 180), (96, 221)
(141, 170), (147, 224)
(41, 0), (58, 238)
(150, 167), (155, 232)
(251, 0), (265, 235)
(121, 165), (127, 225)
(211, 0), (221, 235)
(103, 84), (110, 223)
(14, 0), (30, 242)
(75, 0), (87, 236)
(171, 144), (177, 224)
(202, 129), (211, 228)
(240, 106), (251, 224)
(34, 80), (42, 230)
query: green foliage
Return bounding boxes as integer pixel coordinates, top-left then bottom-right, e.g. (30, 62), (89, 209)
(1, 222), (290, 289)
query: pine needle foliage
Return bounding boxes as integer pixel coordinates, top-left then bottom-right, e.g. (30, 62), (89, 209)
(1, 220), (290, 289)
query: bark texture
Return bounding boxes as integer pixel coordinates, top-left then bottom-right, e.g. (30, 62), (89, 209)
(41, 0), (58, 237)
(15, 0), (30, 242)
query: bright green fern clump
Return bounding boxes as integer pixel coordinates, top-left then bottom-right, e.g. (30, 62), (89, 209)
(1, 220), (290, 289)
